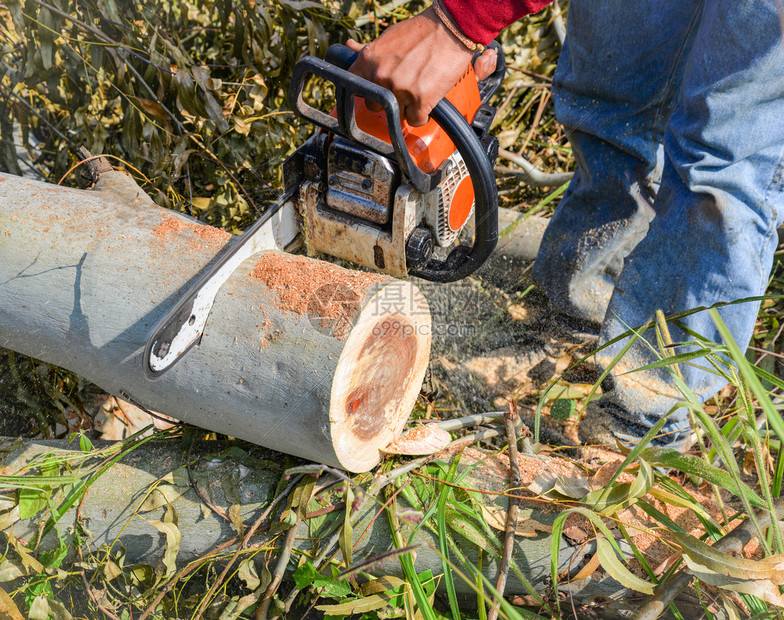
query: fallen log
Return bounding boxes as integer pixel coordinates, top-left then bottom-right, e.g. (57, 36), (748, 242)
(0, 436), (733, 618)
(0, 172), (431, 472)
(0, 437), (619, 604)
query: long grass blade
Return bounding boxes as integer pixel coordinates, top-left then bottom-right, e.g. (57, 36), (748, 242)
(437, 459), (462, 620)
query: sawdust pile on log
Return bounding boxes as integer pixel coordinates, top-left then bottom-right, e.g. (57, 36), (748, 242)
(249, 252), (386, 339)
(152, 215), (232, 246)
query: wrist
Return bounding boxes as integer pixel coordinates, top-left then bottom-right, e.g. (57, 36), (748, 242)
(419, 6), (476, 59)
(430, 0), (486, 52)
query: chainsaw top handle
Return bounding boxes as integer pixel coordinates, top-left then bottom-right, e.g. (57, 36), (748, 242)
(288, 43), (502, 283)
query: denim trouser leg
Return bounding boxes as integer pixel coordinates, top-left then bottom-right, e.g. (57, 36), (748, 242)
(595, 0), (784, 441)
(533, 0), (704, 324)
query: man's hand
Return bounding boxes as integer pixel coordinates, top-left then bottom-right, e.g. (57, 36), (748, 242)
(347, 7), (497, 127)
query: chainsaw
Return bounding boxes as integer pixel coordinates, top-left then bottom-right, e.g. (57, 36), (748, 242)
(143, 43), (505, 378)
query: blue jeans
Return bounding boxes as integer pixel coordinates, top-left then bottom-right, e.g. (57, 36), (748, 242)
(533, 0), (784, 443)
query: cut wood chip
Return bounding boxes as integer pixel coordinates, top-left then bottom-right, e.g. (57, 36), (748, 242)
(381, 424), (451, 455)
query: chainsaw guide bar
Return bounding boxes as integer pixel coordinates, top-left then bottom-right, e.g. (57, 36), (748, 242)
(143, 187), (298, 378)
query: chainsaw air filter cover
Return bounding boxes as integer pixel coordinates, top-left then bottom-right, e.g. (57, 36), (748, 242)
(426, 151), (473, 246)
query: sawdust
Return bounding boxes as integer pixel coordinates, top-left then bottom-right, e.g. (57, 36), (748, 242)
(249, 252), (386, 340)
(152, 215), (231, 246)
(401, 425), (430, 441)
(152, 217), (186, 238)
(464, 348), (548, 391)
(258, 321), (273, 350)
(382, 423), (451, 455)
(259, 329), (282, 350)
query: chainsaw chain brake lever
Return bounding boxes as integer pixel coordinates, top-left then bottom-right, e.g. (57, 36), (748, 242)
(288, 43), (503, 283)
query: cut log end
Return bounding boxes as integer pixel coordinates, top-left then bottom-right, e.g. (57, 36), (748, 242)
(330, 284), (431, 472)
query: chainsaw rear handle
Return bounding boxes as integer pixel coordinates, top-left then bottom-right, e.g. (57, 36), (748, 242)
(289, 51), (442, 193)
(322, 41), (506, 108)
(288, 44), (500, 283)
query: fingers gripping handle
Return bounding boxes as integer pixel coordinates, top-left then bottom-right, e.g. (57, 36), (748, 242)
(289, 53), (442, 192)
(287, 44), (498, 282)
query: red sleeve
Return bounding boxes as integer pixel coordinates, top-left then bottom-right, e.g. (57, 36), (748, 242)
(440, 0), (553, 45)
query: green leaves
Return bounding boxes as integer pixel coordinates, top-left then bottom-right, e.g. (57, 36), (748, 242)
(550, 506), (656, 599)
(550, 398), (578, 420)
(595, 535), (654, 595)
(312, 571), (435, 618)
(436, 458), (461, 620)
(675, 531), (784, 608)
(146, 507), (181, 579)
(17, 487), (49, 520)
(544, 459), (660, 613)
(292, 562), (352, 598)
(339, 486), (354, 569)
(674, 532), (784, 583)
(584, 459), (655, 514)
(529, 458), (654, 515)
(642, 447), (765, 508)
(685, 557), (784, 608)
(1, 0), (357, 228)
(316, 593), (393, 616)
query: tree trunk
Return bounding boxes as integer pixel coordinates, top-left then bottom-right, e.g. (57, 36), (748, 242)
(0, 172), (431, 472)
(0, 437), (621, 603)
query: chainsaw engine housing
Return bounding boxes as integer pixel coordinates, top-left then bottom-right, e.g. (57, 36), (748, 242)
(284, 42), (505, 281)
(285, 65), (499, 279)
(286, 135), (497, 278)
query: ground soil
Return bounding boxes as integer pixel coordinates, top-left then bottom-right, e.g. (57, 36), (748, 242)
(414, 245), (599, 447)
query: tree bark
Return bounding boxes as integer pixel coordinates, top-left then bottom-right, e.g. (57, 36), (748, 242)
(0, 172), (431, 472)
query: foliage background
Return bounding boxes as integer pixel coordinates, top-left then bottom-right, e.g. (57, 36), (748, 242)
(0, 0), (566, 231)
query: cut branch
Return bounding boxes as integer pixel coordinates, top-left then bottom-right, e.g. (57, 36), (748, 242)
(497, 149), (573, 188)
(488, 402), (521, 620)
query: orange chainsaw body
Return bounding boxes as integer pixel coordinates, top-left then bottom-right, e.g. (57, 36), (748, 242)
(346, 65), (483, 232)
(353, 65), (482, 173)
